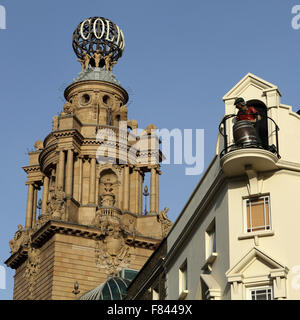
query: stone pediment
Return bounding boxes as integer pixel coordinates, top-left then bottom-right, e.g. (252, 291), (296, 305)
(226, 247), (289, 299)
(222, 73), (281, 103)
(226, 247), (288, 280)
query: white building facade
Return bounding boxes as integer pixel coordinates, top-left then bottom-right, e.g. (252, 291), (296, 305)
(164, 73), (300, 300)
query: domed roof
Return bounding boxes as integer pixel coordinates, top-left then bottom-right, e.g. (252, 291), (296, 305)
(79, 276), (131, 300)
(73, 67), (121, 86)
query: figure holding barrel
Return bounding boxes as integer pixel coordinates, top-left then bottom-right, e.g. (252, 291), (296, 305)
(233, 97), (262, 147)
(234, 97), (261, 123)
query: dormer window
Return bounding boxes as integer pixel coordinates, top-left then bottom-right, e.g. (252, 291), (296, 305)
(219, 98), (280, 159)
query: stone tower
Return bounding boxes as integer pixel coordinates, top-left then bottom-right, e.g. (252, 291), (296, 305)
(5, 17), (172, 300)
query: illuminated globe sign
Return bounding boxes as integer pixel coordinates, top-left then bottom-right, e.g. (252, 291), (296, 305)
(72, 17), (125, 70)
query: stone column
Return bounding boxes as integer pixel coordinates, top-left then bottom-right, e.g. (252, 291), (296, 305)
(123, 166), (130, 211)
(89, 157), (96, 204)
(139, 171), (144, 214)
(65, 149), (74, 197)
(41, 175), (49, 214)
(156, 168), (160, 213)
(32, 186), (38, 228)
(57, 150), (65, 190)
(134, 168), (140, 214)
(150, 167), (157, 213)
(78, 156), (83, 202)
(25, 183), (34, 229)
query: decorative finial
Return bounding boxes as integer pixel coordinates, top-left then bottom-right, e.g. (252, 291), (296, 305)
(72, 17), (125, 72)
(143, 185), (149, 215)
(37, 199), (42, 216)
(72, 281), (80, 296)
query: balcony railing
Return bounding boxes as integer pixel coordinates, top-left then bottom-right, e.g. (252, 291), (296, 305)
(98, 206), (122, 217)
(218, 114), (280, 159)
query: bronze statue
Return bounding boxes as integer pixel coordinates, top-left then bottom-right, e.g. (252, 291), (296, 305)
(93, 50), (102, 68)
(104, 53), (113, 71)
(83, 53), (91, 70)
(78, 57), (85, 72)
(109, 60), (117, 72)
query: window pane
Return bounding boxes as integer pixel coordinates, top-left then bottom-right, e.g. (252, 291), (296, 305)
(183, 266), (187, 290)
(265, 200), (270, 227)
(246, 201), (251, 231)
(250, 288), (272, 300)
(180, 262), (187, 291)
(206, 221), (216, 256)
(212, 232), (216, 253)
(251, 200), (265, 230)
(246, 197), (271, 232)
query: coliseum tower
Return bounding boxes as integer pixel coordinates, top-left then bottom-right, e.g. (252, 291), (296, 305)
(5, 17), (172, 300)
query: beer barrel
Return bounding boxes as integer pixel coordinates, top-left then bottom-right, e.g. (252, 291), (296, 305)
(233, 120), (258, 146)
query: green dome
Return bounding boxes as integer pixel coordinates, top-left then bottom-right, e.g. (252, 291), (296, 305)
(79, 276), (131, 300)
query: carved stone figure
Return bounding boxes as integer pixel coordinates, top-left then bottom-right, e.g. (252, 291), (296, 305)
(120, 104), (128, 115)
(127, 119), (138, 130)
(46, 186), (66, 220)
(158, 207), (172, 237)
(98, 171), (119, 208)
(34, 140), (44, 151)
(145, 123), (157, 135)
(62, 101), (74, 115)
(24, 246), (40, 299)
(101, 182), (115, 207)
(9, 226), (33, 254)
(9, 225), (24, 253)
(52, 116), (59, 131)
(95, 221), (131, 275)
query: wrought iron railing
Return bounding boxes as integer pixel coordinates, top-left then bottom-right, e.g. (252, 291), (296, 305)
(218, 114), (280, 159)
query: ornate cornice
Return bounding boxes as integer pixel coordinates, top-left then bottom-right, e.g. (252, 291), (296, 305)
(82, 139), (103, 145)
(22, 165), (41, 174)
(5, 247), (28, 270)
(31, 220), (160, 252)
(6, 217), (162, 270)
(52, 129), (84, 141)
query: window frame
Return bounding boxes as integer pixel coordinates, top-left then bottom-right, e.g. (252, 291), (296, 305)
(179, 260), (188, 298)
(152, 286), (159, 300)
(205, 219), (216, 259)
(246, 285), (273, 300)
(243, 194), (272, 234)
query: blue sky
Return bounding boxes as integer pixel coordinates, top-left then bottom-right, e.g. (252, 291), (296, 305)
(0, 0), (300, 299)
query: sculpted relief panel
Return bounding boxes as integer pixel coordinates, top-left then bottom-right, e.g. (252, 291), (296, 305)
(95, 220), (131, 276)
(98, 169), (119, 207)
